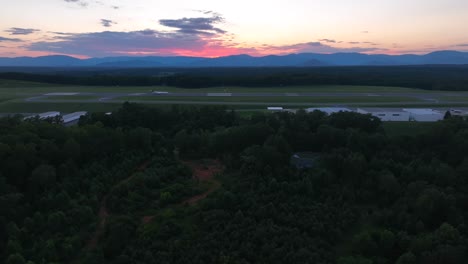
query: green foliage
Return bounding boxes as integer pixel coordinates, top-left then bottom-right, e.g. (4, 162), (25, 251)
(6, 254), (26, 264)
(2, 66), (468, 91)
(3, 103), (468, 264)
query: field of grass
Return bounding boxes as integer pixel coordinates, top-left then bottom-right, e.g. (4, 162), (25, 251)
(147, 85), (429, 93)
(1, 79), (468, 113)
(118, 95), (421, 103)
(440, 96), (468, 102)
(0, 102), (123, 113)
(43, 95), (99, 100)
(0, 79), (437, 94)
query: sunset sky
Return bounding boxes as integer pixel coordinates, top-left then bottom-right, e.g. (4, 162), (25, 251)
(1, 0), (468, 58)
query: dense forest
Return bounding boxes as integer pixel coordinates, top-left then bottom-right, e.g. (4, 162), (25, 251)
(2, 65), (468, 90)
(2, 103), (468, 263)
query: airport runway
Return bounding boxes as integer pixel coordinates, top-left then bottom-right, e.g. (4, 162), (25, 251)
(25, 91), (468, 103)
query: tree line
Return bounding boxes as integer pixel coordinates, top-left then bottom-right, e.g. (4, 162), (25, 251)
(2, 103), (468, 263)
(2, 65), (468, 90)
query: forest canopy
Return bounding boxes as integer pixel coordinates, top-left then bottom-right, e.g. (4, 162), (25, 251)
(1, 103), (468, 263)
(1, 65), (468, 90)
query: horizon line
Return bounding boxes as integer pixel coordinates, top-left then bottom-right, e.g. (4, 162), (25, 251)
(0, 50), (466, 60)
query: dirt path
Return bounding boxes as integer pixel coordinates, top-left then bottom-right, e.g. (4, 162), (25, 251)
(142, 159), (223, 224)
(180, 160), (223, 205)
(182, 180), (221, 205)
(85, 159), (152, 250)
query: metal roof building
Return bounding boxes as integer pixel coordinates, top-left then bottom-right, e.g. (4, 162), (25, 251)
(267, 107), (284, 111)
(357, 108), (410, 122)
(62, 111), (87, 126)
(24, 111), (61, 120)
(403, 108), (444, 122)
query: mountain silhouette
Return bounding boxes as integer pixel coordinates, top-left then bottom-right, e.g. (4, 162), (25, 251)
(1, 51), (468, 67)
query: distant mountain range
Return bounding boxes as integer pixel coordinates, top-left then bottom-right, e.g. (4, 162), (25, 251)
(1, 51), (468, 67)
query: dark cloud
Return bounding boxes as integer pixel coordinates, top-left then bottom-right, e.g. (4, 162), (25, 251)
(0, 36), (22, 42)
(100, 19), (116, 28)
(24, 13), (379, 57)
(266, 42), (380, 54)
(49, 31), (74, 36)
(349, 41), (361, 44)
(26, 31), (380, 57)
(27, 14), (230, 57)
(64, 0), (116, 9)
(319, 39), (336, 43)
(5, 28), (40, 35)
(363, 41), (378, 46)
(64, 0), (88, 7)
(138, 29), (158, 35)
(456, 44), (468, 47)
(159, 15), (226, 35)
(362, 31), (369, 34)
(27, 30), (208, 57)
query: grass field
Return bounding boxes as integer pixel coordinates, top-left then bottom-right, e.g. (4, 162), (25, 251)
(1, 79), (468, 113)
(43, 95), (99, 100)
(0, 102), (123, 113)
(440, 96), (468, 102)
(119, 95), (421, 103)
(0, 79), (432, 93)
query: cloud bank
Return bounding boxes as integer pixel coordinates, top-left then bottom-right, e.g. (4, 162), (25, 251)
(159, 16), (226, 35)
(0, 36), (22, 42)
(24, 12), (381, 57)
(100, 19), (116, 28)
(5, 28), (40, 35)
(64, 0), (89, 8)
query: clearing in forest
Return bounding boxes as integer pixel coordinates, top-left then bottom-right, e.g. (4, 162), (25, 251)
(181, 159), (223, 205)
(142, 159), (223, 225)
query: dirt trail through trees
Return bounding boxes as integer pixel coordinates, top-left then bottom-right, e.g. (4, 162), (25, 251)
(142, 159), (223, 225)
(85, 160), (152, 250)
(180, 160), (223, 205)
(85, 159), (222, 249)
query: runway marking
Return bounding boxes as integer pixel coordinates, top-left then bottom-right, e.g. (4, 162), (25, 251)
(285, 93), (299, 96)
(366, 93), (381, 97)
(129, 93), (145, 96)
(44, 92), (78, 96)
(207, 93), (232, 97)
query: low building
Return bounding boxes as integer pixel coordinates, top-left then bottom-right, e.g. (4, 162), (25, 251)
(290, 152), (320, 169)
(357, 108), (410, 122)
(306, 107), (352, 115)
(449, 109), (468, 117)
(267, 107), (284, 111)
(63, 111), (87, 126)
(24, 111), (61, 120)
(403, 108), (444, 122)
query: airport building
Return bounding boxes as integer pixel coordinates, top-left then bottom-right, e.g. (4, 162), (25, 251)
(63, 111), (87, 126)
(357, 108), (410, 122)
(267, 107), (284, 111)
(449, 109), (468, 117)
(403, 109), (444, 122)
(24, 111), (61, 120)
